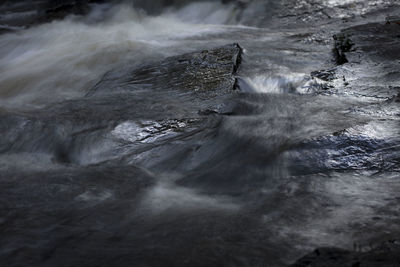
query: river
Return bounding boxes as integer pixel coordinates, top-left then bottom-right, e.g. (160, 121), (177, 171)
(1, 1), (400, 266)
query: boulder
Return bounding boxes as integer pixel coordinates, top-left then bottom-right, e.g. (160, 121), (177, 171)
(87, 43), (242, 97)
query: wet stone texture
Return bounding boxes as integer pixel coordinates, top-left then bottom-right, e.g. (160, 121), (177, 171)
(329, 21), (400, 99)
(287, 16), (400, 267)
(87, 43), (242, 97)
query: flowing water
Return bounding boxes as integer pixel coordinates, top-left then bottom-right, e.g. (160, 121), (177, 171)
(0, 1), (400, 266)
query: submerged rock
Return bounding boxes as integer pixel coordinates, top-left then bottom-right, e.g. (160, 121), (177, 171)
(87, 43), (242, 97)
(333, 22), (400, 66)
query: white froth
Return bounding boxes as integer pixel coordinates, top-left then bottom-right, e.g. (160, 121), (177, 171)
(240, 74), (307, 94)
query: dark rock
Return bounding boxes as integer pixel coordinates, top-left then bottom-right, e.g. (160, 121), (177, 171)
(333, 32), (354, 65)
(308, 69), (337, 90)
(310, 69), (336, 82)
(87, 43), (242, 97)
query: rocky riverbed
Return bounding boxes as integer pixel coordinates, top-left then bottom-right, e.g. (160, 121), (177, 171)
(0, 1), (400, 266)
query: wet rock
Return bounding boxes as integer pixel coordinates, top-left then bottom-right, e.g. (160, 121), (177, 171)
(334, 22), (400, 65)
(333, 32), (354, 65)
(316, 20), (400, 98)
(310, 69), (336, 82)
(87, 43), (242, 97)
(289, 115), (400, 173)
(308, 69), (337, 91)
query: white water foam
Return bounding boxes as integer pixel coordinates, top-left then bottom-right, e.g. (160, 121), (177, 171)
(239, 74), (308, 94)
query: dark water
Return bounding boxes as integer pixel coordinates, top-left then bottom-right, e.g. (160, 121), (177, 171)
(1, 1), (400, 266)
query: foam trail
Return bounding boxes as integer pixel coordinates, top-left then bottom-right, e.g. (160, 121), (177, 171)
(140, 182), (240, 214)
